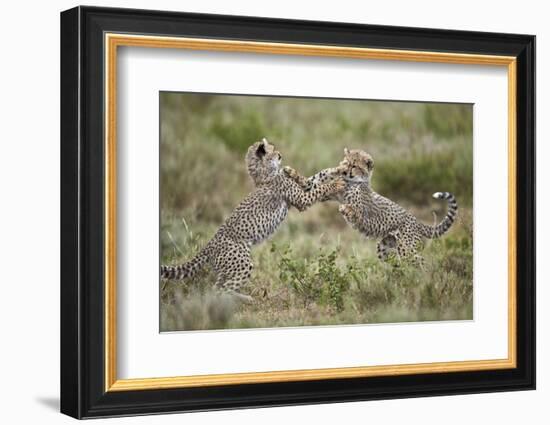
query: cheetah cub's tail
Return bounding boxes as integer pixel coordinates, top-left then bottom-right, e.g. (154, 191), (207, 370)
(420, 192), (458, 239)
(160, 249), (208, 280)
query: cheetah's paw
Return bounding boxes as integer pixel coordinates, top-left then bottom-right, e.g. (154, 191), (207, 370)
(283, 166), (298, 179)
(333, 178), (347, 193)
(339, 204), (357, 222)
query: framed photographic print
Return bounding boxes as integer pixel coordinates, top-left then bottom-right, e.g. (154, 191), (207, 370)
(60, 6), (535, 419)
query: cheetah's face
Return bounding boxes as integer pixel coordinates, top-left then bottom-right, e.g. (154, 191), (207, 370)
(334, 148), (374, 183)
(256, 137), (282, 169)
(246, 137), (283, 184)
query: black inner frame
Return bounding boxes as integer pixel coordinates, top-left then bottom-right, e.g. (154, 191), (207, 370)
(60, 6), (535, 419)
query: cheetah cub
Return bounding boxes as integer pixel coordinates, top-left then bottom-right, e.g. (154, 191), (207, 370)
(284, 148), (458, 264)
(160, 138), (345, 301)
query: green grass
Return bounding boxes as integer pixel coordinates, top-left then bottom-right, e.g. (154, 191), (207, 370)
(159, 93), (473, 331)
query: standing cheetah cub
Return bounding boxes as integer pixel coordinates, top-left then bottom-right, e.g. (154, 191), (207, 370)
(161, 138), (345, 301)
(284, 148), (458, 264)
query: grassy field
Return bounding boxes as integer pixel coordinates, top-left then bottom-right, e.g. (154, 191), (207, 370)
(159, 92), (473, 332)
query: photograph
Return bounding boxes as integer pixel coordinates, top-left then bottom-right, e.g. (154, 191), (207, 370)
(159, 92), (473, 331)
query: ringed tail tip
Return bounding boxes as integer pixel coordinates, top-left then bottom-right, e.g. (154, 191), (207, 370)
(432, 191), (451, 200)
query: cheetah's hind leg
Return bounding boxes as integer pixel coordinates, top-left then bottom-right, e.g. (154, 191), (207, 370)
(410, 235), (426, 269)
(214, 274), (254, 303)
(412, 253), (426, 269)
(394, 233), (425, 268)
(212, 241), (254, 303)
(376, 233), (400, 263)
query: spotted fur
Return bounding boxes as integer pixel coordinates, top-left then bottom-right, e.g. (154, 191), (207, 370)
(160, 138), (345, 301)
(285, 148), (458, 264)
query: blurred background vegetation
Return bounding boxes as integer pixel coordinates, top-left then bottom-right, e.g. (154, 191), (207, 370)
(160, 92), (473, 332)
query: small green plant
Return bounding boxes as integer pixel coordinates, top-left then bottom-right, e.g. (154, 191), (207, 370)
(317, 249), (349, 312)
(273, 243), (350, 312)
(273, 243), (322, 308)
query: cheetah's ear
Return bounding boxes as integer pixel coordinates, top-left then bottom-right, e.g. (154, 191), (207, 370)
(256, 141), (267, 158)
(366, 157), (374, 171)
(344, 147), (350, 156)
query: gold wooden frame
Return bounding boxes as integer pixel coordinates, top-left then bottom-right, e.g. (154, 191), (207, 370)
(104, 33), (517, 392)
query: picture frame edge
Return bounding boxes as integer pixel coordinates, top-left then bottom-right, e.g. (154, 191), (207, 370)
(60, 6), (536, 419)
